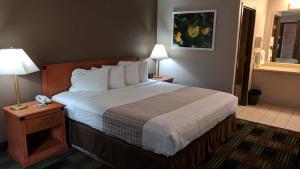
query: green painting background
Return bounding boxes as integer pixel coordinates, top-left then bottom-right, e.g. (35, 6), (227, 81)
(173, 11), (215, 49)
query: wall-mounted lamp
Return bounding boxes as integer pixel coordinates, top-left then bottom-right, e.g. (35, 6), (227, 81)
(289, 0), (300, 10)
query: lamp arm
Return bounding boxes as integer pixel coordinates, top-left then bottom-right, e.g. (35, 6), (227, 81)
(10, 75), (28, 110)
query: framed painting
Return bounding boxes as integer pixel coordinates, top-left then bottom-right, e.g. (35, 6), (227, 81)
(172, 10), (217, 51)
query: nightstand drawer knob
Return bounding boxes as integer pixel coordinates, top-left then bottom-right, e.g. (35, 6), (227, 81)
(39, 118), (51, 126)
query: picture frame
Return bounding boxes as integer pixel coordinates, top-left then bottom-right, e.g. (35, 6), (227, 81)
(172, 10), (217, 51)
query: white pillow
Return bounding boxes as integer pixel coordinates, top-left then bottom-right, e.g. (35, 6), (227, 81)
(139, 61), (148, 82)
(118, 61), (148, 83)
(94, 65), (126, 89)
(118, 61), (139, 85)
(69, 68), (109, 92)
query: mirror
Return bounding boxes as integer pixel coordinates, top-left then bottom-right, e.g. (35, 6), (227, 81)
(270, 11), (300, 64)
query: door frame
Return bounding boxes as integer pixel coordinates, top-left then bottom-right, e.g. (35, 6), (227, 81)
(234, 3), (256, 105)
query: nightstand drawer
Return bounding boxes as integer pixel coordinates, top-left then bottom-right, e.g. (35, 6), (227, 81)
(26, 111), (61, 134)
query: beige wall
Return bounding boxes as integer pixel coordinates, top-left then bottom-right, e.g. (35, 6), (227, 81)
(242, 0), (268, 37)
(156, 0), (270, 102)
(157, 0), (241, 93)
(252, 70), (300, 108)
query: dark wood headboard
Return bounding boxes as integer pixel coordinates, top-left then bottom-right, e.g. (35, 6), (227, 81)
(42, 57), (139, 97)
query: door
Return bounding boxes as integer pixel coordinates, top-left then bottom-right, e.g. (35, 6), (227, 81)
(234, 6), (256, 105)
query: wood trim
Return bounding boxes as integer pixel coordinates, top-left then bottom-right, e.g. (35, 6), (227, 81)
(42, 57), (139, 97)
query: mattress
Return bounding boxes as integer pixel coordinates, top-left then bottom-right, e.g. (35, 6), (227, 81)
(52, 80), (238, 156)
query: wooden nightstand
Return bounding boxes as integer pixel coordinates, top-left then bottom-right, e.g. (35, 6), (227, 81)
(3, 101), (68, 167)
(151, 76), (174, 83)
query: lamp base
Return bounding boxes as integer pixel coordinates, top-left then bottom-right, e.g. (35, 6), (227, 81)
(10, 104), (28, 110)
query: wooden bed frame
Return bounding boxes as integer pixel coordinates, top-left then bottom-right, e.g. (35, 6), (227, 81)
(41, 57), (236, 169)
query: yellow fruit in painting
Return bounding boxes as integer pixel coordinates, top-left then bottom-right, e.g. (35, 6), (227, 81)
(201, 27), (211, 36)
(187, 25), (200, 38)
(175, 32), (182, 43)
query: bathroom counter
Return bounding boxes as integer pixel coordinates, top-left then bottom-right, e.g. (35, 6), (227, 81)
(255, 65), (300, 75)
(252, 66), (300, 108)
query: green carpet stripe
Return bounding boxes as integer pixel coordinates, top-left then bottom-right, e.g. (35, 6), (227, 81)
(6, 166), (21, 169)
(82, 161), (103, 169)
(67, 152), (86, 162)
(61, 166), (74, 169)
(33, 155), (62, 169)
(204, 155), (225, 169)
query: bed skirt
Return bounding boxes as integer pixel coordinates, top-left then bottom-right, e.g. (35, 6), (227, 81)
(68, 114), (236, 169)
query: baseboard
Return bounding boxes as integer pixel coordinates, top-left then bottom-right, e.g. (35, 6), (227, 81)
(0, 141), (7, 152)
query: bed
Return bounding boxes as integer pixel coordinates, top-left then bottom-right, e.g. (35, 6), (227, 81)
(42, 57), (237, 169)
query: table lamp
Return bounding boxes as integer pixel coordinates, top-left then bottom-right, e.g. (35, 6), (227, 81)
(0, 48), (39, 110)
(150, 44), (168, 77)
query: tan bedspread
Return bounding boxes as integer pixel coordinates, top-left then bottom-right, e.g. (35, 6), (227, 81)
(103, 87), (217, 146)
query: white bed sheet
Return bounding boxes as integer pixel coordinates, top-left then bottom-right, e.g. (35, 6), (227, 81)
(52, 80), (238, 156)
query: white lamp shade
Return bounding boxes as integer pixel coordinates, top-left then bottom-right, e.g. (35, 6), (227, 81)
(150, 44), (168, 59)
(0, 48), (39, 75)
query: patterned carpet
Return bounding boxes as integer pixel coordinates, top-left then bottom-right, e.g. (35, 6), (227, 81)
(200, 119), (300, 169)
(0, 119), (299, 169)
